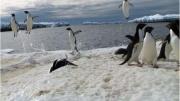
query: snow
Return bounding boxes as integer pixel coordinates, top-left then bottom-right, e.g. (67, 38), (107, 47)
(129, 14), (180, 23)
(0, 44), (179, 101)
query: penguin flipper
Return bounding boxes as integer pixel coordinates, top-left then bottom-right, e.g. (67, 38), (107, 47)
(129, 2), (134, 7)
(125, 35), (134, 41)
(118, 4), (122, 8)
(115, 48), (127, 55)
(157, 43), (166, 60)
(24, 19), (27, 23)
(32, 16), (39, 20)
(120, 43), (133, 65)
(74, 30), (82, 35)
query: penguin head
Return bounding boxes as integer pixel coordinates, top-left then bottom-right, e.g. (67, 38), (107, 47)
(11, 14), (15, 17)
(66, 27), (72, 31)
(166, 22), (179, 37)
(137, 23), (146, 30)
(24, 11), (29, 14)
(143, 26), (154, 38)
(144, 26), (154, 33)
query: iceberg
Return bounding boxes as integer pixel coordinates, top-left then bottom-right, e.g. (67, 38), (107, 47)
(129, 14), (180, 23)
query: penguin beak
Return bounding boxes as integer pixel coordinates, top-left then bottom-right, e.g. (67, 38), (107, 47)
(67, 61), (78, 66)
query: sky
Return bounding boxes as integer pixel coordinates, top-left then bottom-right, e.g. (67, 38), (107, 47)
(0, 0), (179, 24)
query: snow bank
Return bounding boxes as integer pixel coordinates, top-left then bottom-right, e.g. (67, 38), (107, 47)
(1, 45), (179, 101)
(129, 14), (180, 23)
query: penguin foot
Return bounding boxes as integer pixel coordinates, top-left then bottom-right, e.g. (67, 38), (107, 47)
(153, 65), (159, 68)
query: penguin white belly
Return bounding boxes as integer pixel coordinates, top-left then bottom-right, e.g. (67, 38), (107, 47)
(26, 17), (33, 32)
(170, 35), (179, 61)
(69, 32), (76, 50)
(122, 2), (129, 19)
(11, 20), (18, 33)
(141, 34), (157, 64)
(128, 42), (143, 63)
(165, 43), (172, 59)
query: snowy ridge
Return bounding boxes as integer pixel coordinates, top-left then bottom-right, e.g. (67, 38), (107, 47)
(129, 14), (180, 23)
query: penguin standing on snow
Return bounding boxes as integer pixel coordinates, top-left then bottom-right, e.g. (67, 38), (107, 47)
(10, 14), (19, 37)
(119, 0), (133, 19)
(157, 34), (172, 60)
(166, 22), (179, 62)
(119, 23), (146, 66)
(115, 23), (146, 57)
(24, 11), (38, 34)
(66, 27), (82, 55)
(141, 26), (158, 68)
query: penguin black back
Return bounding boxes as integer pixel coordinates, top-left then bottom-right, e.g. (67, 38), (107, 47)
(49, 59), (77, 73)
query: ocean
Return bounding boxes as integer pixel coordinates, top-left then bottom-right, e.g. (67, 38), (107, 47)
(1, 23), (169, 53)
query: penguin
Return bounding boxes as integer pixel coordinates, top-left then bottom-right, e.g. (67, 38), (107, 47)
(49, 58), (78, 73)
(10, 14), (19, 37)
(66, 27), (82, 55)
(119, 23), (146, 66)
(116, 23), (146, 57)
(119, 0), (133, 19)
(24, 11), (38, 34)
(166, 22), (179, 62)
(141, 26), (158, 68)
(157, 34), (172, 60)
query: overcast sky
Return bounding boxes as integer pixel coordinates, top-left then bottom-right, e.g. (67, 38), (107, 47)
(1, 0), (179, 24)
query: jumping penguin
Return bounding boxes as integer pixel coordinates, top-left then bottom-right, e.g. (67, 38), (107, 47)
(116, 23), (146, 57)
(119, 23), (146, 66)
(141, 26), (158, 68)
(66, 27), (82, 55)
(10, 14), (19, 37)
(157, 34), (172, 60)
(49, 57), (78, 73)
(166, 22), (179, 63)
(24, 11), (38, 34)
(119, 0), (133, 19)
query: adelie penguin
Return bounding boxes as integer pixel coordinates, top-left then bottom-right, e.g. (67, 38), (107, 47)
(24, 11), (38, 34)
(119, 23), (146, 66)
(141, 26), (158, 68)
(119, 0), (133, 19)
(10, 14), (19, 37)
(166, 22), (179, 63)
(157, 34), (172, 60)
(115, 23), (146, 58)
(49, 58), (78, 73)
(66, 27), (82, 55)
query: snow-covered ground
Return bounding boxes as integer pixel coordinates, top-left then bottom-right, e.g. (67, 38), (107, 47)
(0, 44), (179, 101)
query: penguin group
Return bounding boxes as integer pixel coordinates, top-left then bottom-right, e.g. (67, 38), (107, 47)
(10, 11), (37, 37)
(116, 20), (179, 68)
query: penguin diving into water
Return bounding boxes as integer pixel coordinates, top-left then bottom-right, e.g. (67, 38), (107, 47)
(115, 23), (146, 58)
(10, 14), (19, 37)
(49, 56), (78, 73)
(141, 26), (158, 68)
(66, 27), (82, 55)
(119, 23), (146, 66)
(166, 22), (179, 63)
(157, 34), (172, 60)
(24, 11), (38, 34)
(119, 0), (134, 20)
